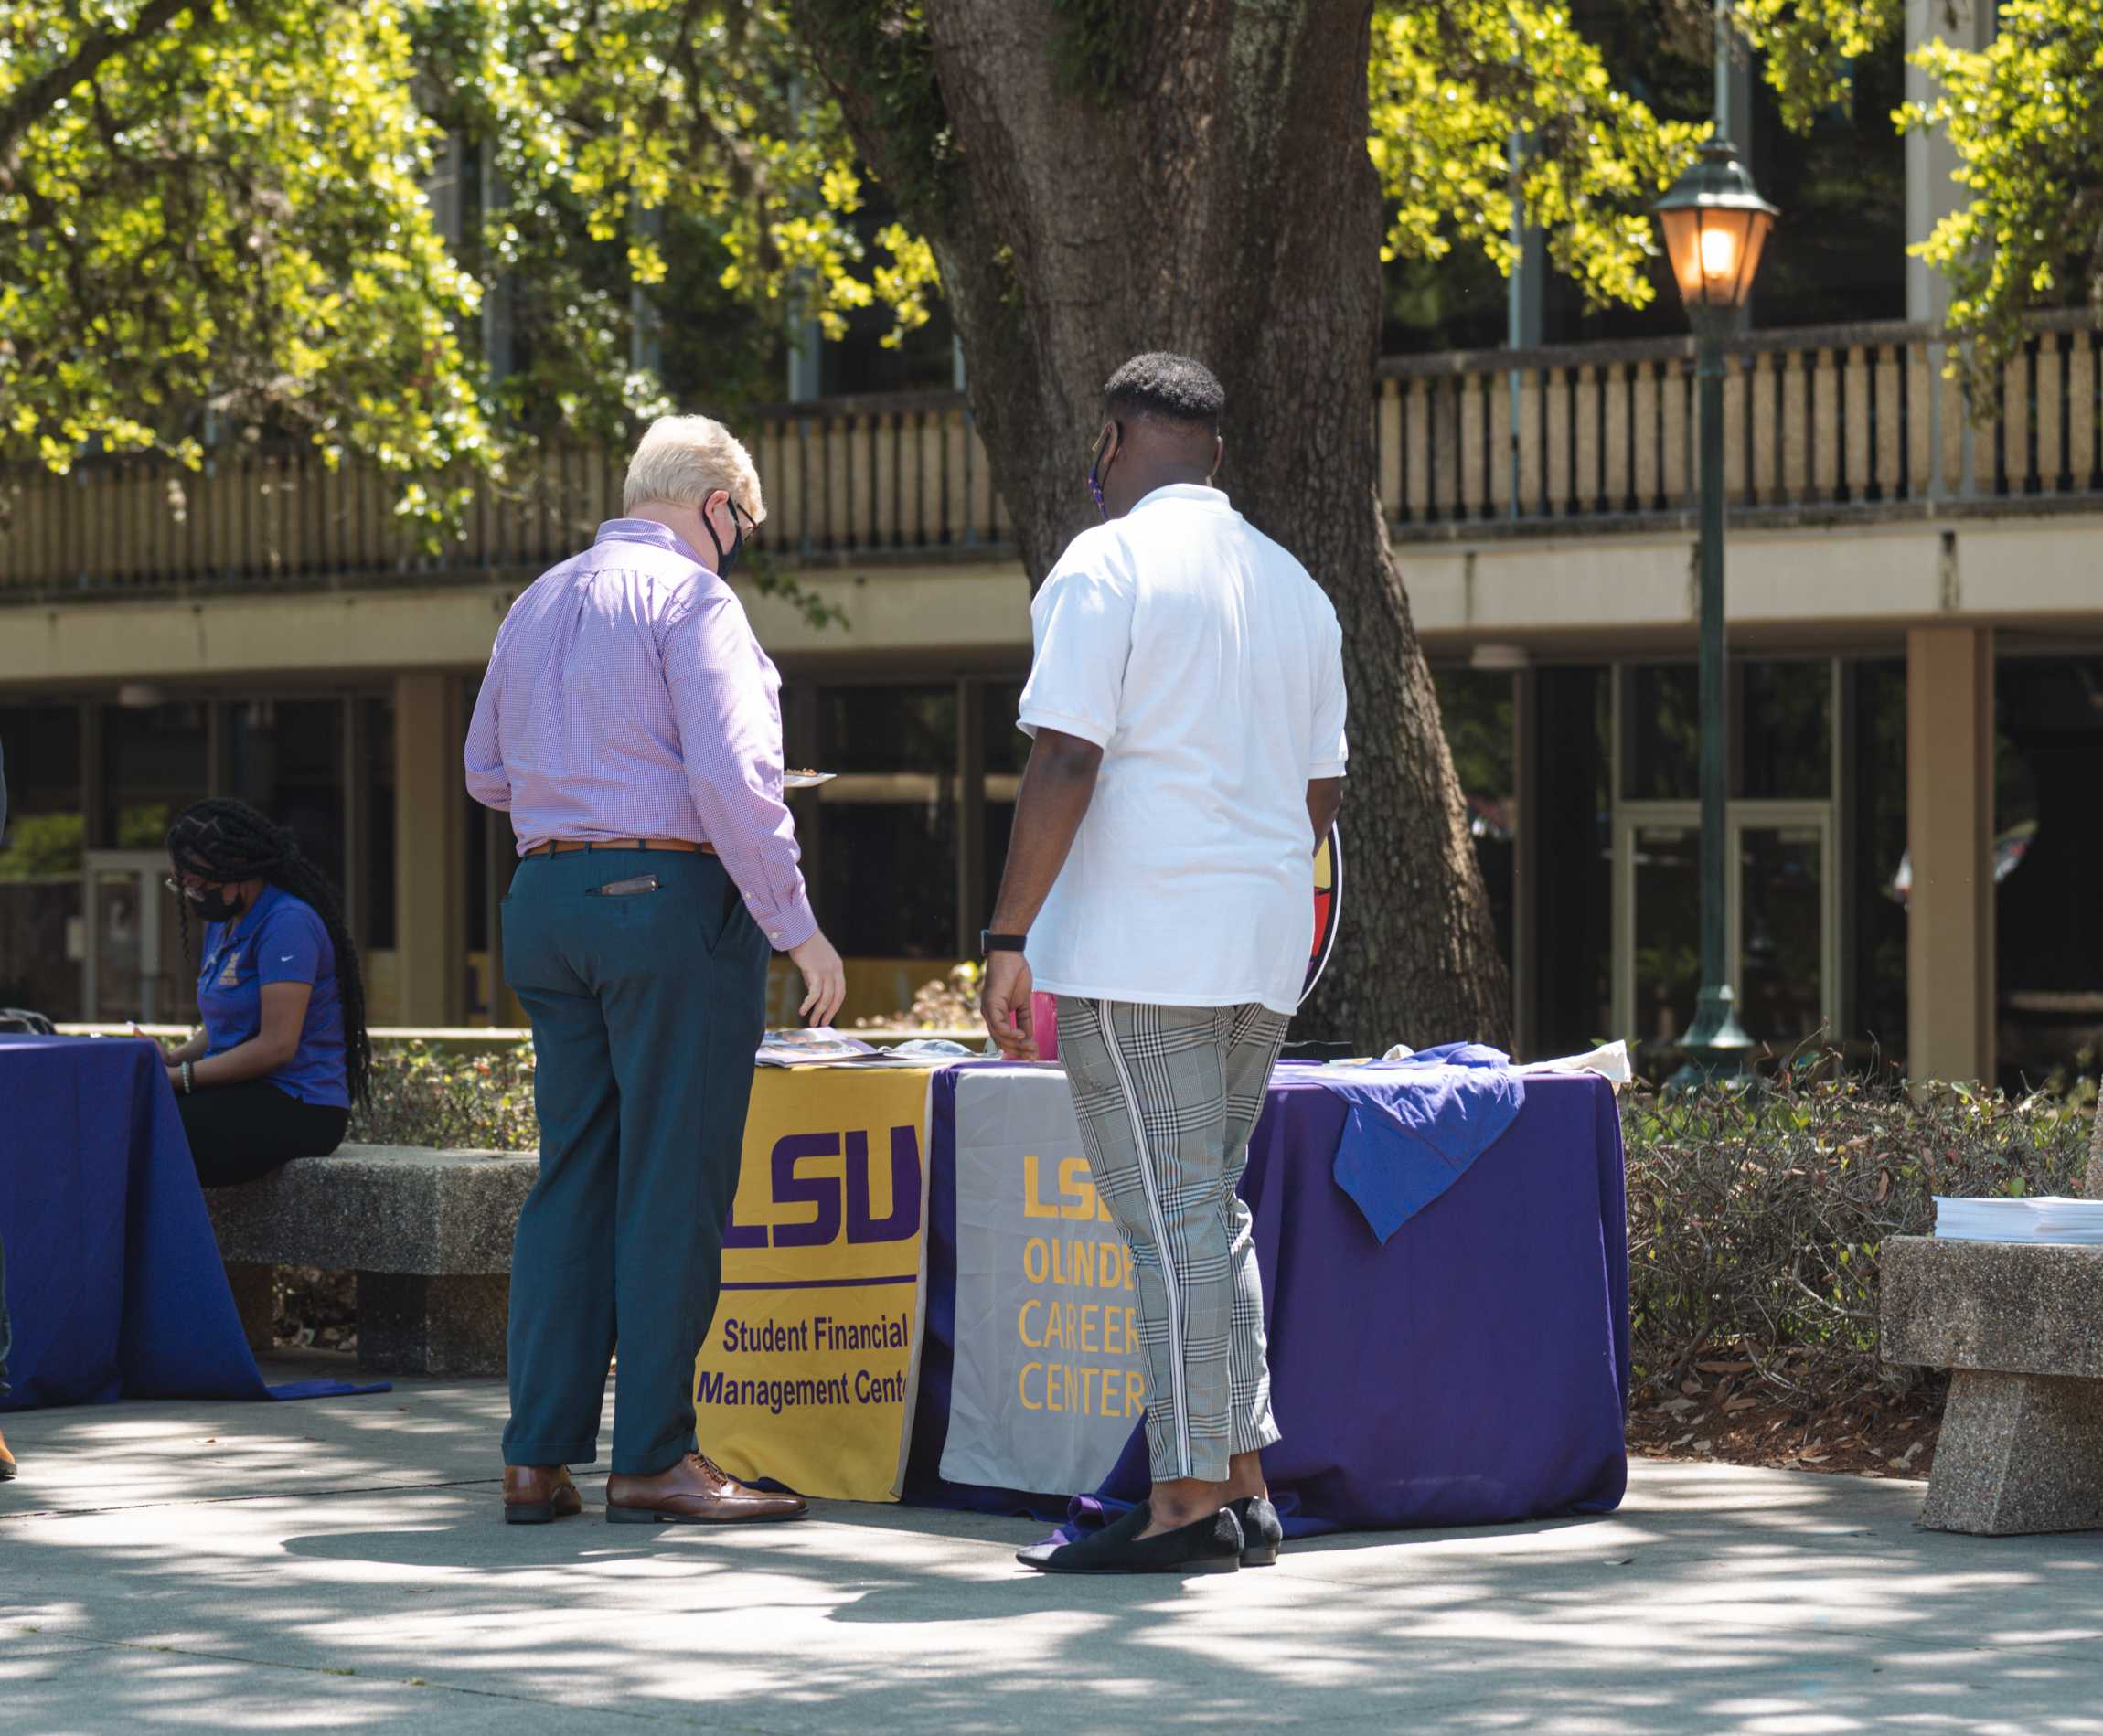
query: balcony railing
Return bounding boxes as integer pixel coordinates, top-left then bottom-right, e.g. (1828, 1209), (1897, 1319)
(3, 315), (2098, 601)
(1375, 310), (2103, 534)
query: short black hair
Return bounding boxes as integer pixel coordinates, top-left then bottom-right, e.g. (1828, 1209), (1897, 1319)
(1103, 352), (1225, 431)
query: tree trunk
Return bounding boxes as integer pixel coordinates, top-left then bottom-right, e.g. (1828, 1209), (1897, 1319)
(800, 0), (1511, 1049)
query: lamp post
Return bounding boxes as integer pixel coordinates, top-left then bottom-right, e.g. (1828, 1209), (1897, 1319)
(1653, 138), (1777, 1088)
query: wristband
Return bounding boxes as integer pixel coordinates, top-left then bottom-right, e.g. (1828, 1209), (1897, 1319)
(179, 1060), (195, 1095)
(980, 931), (1029, 956)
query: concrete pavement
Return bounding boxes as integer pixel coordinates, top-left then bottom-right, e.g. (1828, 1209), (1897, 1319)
(3, 1357), (2100, 1734)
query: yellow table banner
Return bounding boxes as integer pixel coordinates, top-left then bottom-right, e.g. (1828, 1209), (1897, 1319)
(691, 1066), (937, 1502)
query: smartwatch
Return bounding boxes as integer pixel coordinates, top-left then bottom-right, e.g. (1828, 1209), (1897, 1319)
(980, 931), (1029, 957)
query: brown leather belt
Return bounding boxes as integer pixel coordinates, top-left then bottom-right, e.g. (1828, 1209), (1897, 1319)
(522, 837), (715, 858)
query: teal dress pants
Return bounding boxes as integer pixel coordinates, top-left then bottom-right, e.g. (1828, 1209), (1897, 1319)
(499, 848), (771, 1475)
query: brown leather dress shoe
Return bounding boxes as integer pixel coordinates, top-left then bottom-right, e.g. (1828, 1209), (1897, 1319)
(604, 1452), (806, 1525)
(0, 1426), (16, 1481)
(503, 1464), (582, 1525)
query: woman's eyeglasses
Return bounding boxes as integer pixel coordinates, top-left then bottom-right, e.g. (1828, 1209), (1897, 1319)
(163, 877), (208, 903)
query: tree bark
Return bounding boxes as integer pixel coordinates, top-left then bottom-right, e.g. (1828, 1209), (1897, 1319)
(800, 0), (1511, 1049)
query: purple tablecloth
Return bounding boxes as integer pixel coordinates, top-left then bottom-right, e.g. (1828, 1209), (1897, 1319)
(906, 1067), (1627, 1534)
(0, 1035), (379, 1410)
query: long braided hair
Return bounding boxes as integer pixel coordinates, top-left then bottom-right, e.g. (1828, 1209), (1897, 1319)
(167, 797), (373, 1105)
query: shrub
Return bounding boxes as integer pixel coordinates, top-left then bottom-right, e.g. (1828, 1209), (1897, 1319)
(347, 1040), (538, 1151)
(853, 962), (983, 1031)
(1625, 1060), (2092, 1406)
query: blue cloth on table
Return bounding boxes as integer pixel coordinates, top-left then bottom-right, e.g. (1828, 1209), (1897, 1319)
(1318, 1043), (1525, 1242)
(0, 1035), (385, 1410)
(905, 1064), (1627, 1538)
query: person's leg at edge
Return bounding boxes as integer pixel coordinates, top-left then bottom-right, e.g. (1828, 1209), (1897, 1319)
(0, 1230), (14, 1479)
(599, 854), (769, 1477)
(501, 870), (623, 1472)
(1215, 1003), (1291, 1509)
(1058, 998), (1238, 1539)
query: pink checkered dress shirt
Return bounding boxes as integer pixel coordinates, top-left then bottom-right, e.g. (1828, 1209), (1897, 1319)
(464, 518), (817, 951)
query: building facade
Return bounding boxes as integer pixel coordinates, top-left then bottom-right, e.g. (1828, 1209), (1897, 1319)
(3, 311), (2098, 1084)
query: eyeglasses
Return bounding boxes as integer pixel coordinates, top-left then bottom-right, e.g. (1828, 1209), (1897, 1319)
(163, 876), (210, 903)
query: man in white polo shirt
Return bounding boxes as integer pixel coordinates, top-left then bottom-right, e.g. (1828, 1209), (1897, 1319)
(981, 353), (1348, 1575)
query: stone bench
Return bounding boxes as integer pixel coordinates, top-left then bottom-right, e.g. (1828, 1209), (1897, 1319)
(1879, 1124), (2103, 1535)
(206, 1145), (537, 1377)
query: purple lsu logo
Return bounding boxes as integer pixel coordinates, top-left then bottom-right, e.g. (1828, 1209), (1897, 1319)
(723, 1127), (922, 1249)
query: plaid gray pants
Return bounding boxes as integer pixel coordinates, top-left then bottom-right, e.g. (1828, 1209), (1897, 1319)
(1055, 997), (1289, 1483)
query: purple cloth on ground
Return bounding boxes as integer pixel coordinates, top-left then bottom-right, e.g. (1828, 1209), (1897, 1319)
(0, 1036), (386, 1410)
(1319, 1042), (1526, 1242)
(905, 1065), (1628, 1538)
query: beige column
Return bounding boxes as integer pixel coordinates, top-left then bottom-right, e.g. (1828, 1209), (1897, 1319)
(393, 673), (467, 1027)
(1906, 626), (1995, 1082)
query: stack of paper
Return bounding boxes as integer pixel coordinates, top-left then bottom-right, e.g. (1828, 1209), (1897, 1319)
(754, 1028), (879, 1067)
(1516, 1039), (1633, 1087)
(1933, 1196), (2103, 1244)
(754, 1030), (982, 1069)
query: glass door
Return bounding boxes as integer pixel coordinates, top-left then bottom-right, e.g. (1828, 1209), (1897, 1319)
(1731, 809), (1835, 1053)
(81, 851), (176, 1024)
(1615, 808), (1702, 1049)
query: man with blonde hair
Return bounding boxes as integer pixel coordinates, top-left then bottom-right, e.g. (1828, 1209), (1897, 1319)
(466, 413), (846, 1526)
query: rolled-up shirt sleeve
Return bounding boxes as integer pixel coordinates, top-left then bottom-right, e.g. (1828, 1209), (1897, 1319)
(662, 593), (818, 952)
(464, 650), (511, 810)
(1017, 558), (1135, 749)
(1310, 617), (1350, 779)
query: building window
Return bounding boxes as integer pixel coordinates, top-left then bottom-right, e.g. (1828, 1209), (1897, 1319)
(1612, 657), (1844, 1069)
(103, 698), (208, 847)
(0, 702), (84, 876)
(1847, 660), (1906, 1066)
(980, 679), (1029, 925)
(358, 696), (398, 951)
(1736, 822), (1828, 1049)
(225, 697), (347, 892)
(1532, 665), (1613, 1058)
(1623, 664), (1701, 802)
(813, 685), (959, 961)
(1739, 660), (1831, 800)
(1431, 668), (1516, 977)
(1996, 654), (2103, 1081)
(1629, 818), (1701, 1049)
(0, 701), (85, 1018)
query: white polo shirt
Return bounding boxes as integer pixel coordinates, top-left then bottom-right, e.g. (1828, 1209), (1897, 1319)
(1018, 483), (1349, 1017)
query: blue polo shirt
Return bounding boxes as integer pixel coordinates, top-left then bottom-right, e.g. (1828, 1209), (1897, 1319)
(197, 884), (348, 1110)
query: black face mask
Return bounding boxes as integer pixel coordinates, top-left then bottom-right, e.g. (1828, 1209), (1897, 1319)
(705, 498), (748, 579)
(193, 885), (244, 923)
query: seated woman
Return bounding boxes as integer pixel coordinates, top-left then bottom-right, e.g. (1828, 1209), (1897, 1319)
(159, 799), (373, 1187)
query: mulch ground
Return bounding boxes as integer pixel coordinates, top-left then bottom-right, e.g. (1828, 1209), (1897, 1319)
(274, 1265), (360, 1355)
(1628, 1362), (1947, 1480)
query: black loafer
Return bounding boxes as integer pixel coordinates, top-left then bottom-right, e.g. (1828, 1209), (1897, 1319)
(1230, 1496), (1282, 1566)
(1017, 1501), (1243, 1574)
